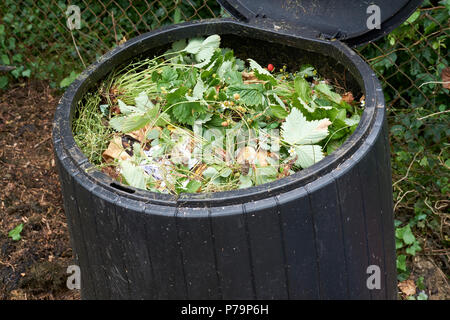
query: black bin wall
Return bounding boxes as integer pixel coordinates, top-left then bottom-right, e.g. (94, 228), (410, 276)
(53, 19), (396, 299)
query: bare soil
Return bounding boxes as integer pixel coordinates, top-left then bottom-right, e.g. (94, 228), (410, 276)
(0, 81), (79, 299)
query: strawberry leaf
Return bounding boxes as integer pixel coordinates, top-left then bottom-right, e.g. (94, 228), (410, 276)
(270, 105), (289, 119)
(294, 76), (312, 103)
(227, 84), (265, 106)
(185, 35), (221, 67)
(248, 58), (271, 76)
(293, 145), (325, 168)
(110, 92), (160, 133)
(281, 108), (331, 145)
(315, 83), (342, 104)
(120, 160), (147, 189)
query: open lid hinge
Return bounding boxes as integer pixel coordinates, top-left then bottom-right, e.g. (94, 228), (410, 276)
(318, 31), (348, 41)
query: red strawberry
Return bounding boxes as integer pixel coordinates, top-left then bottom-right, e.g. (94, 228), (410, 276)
(267, 64), (274, 72)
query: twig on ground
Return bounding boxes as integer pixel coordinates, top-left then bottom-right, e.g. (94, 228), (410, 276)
(394, 189), (417, 213)
(393, 151), (421, 188)
(33, 136), (51, 148)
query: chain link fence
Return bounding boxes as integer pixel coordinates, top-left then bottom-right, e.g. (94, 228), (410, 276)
(0, 1), (448, 102)
(1, 1), (448, 114)
(358, 5), (449, 114)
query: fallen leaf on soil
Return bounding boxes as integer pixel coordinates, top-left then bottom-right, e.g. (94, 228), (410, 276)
(342, 92), (354, 103)
(398, 279), (416, 296)
(441, 67), (450, 89)
(9, 289), (27, 300)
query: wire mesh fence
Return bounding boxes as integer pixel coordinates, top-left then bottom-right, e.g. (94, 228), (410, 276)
(0, 1), (448, 113)
(358, 5), (449, 115)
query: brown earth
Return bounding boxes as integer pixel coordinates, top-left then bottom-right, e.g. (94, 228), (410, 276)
(0, 80), (448, 300)
(0, 81), (79, 299)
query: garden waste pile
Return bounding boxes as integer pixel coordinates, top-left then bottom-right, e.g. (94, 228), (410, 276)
(73, 35), (363, 194)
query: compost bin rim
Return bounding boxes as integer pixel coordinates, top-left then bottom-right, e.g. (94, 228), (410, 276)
(53, 18), (384, 209)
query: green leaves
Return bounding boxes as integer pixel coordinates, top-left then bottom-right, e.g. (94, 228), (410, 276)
(395, 223), (422, 274)
(281, 108), (331, 168)
(192, 78), (207, 100)
(294, 76), (312, 103)
(161, 66), (178, 83)
(314, 83), (342, 104)
(184, 35), (221, 67)
(254, 166), (278, 185)
(281, 108), (330, 145)
(120, 160), (148, 190)
(8, 223), (23, 241)
(248, 59), (271, 76)
(110, 113), (150, 133)
(74, 33), (363, 196)
(172, 102), (204, 125)
(396, 224), (421, 257)
(270, 105), (288, 119)
(0, 76), (8, 89)
(166, 86), (207, 125)
(203, 166), (219, 179)
(110, 91), (161, 133)
(227, 83), (265, 106)
(1, 54), (10, 65)
(248, 58), (277, 85)
(397, 254), (407, 272)
(344, 114), (361, 127)
(297, 65), (316, 78)
(217, 60), (243, 85)
(60, 71), (79, 88)
(293, 145), (325, 168)
(184, 180), (202, 193)
(398, 225), (416, 245)
(238, 174), (253, 189)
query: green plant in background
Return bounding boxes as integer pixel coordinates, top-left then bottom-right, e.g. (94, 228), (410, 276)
(395, 222), (422, 277)
(0, 0), (75, 88)
(0, 0), (223, 90)
(60, 70), (80, 88)
(0, 24), (31, 89)
(360, 0), (449, 280)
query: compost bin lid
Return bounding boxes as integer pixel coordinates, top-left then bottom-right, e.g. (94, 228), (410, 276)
(217, 0), (423, 46)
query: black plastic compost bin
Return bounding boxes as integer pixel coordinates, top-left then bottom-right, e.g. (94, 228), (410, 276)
(53, 0), (423, 299)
